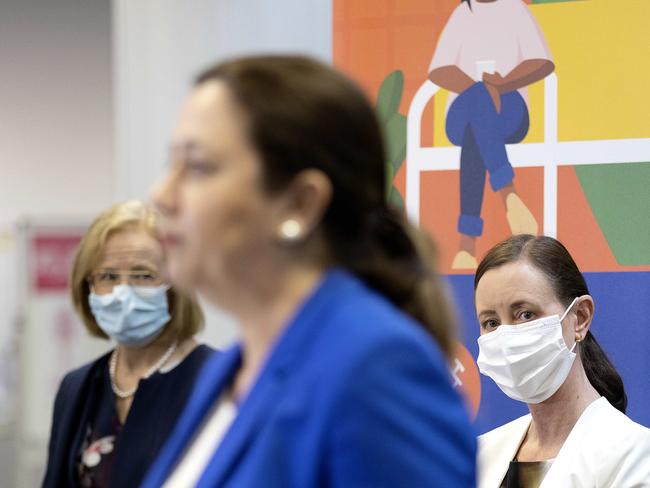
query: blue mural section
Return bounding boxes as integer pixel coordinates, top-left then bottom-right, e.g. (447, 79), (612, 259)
(448, 271), (650, 435)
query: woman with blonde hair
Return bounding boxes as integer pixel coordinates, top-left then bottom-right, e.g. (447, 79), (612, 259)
(43, 200), (215, 488)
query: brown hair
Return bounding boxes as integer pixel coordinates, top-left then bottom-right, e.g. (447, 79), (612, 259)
(475, 234), (627, 412)
(195, 56), (456, 357)
(70, 200), (204, 341)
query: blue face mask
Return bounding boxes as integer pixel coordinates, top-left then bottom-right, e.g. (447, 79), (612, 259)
(89, 284), (171, 347)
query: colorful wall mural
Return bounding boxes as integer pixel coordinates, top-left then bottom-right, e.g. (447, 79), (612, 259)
(334, 0), (650, 433)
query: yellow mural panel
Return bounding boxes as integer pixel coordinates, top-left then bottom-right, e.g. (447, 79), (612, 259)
(533, 0), (650, 141)
(433, 0), (650, 146)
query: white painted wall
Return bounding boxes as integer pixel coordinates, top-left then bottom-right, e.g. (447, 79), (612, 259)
(212, 0), (333, 61)
(112, 0), (333, 349)
(113, 0), (333, 201)
(0, 0), (333, 484)
(0, 0), (114, 225)
(0, 0), (114, 485)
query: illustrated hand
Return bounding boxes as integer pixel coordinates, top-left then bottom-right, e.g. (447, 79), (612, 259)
(484, 82), (502, 114)
(482, 71), (504, 86)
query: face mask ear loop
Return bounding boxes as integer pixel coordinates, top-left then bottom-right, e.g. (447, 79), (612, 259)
(560, 296), (580, 322)
(561, 297), (581, 353)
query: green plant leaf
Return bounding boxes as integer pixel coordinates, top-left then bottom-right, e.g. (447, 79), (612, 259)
(388, 185), (404, 209)
(377, 71), (406, 206)
(385, 113), (406, 174)
(385, 160), (395, 195)
(376, 71), (404, 124)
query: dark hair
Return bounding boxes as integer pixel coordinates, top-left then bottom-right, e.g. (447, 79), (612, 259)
(474, 234), (627, 412)
(461, 0), (471, 9)
(195, 56), (456, 357)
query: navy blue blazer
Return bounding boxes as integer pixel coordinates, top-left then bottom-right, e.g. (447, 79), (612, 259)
(142, 270), (476, 487)
(42, 344), (215, 488)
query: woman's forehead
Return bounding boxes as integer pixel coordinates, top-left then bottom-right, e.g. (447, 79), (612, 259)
(476, 261), (556, 306)
(97, 229), (163, 268)
(174, 82), (244, 143)
(96, 248), (161, 269)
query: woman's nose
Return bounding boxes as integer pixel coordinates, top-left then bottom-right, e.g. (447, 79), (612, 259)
(150, 168), (178, 217)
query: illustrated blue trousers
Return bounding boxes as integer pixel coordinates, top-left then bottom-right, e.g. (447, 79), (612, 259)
(446, 82), (529, 237)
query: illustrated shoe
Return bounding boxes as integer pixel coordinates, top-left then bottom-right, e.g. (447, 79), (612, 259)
(506, 193), (538, 235)
(451, 250), (478, 270)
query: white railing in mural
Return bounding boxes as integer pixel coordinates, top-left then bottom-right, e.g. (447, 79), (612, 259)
(405, 73), (650, 237)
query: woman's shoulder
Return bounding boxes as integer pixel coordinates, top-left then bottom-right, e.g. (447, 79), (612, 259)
(442, 2), (471, 28)
(50, 351), (112, 415)
(327, 270), (432, 335)
(284, 269), (452, 391)
(325, 276), (447, 368)
(558, 398), (650, 485)
(183, 343), (217, 373)
(586, 398), (650, 444)
(160, 343), (217, 376)
(58, 351), (111, 391)
(182, 343), (217, 365)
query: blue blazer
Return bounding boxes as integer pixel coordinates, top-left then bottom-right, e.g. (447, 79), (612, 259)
(142, 270), (476, 487)
(43, 344), (215, 488)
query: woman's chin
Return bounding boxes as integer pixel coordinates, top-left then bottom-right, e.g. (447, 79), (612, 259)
(165, 261), (200, 292)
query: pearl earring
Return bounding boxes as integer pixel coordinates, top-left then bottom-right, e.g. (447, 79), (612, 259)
(279, 219), (302, 241)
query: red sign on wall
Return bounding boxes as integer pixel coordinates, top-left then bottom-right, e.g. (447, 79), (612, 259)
(31, 234), (83, 292)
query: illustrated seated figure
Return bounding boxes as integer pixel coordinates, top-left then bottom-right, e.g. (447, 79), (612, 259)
(428, 0), (554, 270)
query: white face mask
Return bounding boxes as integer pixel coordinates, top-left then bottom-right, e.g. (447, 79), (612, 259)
(476, 297), (580, 404)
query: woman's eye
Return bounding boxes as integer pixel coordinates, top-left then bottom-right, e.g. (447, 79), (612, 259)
(98, 272), (118, 282)
(133, 272), (155, 280)
(519, 310), (535, 321)
(185, 160), (217, 175)
(482, 319), (499, 331)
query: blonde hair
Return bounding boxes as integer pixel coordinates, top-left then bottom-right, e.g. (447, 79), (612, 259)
(70, 200), (204, 340)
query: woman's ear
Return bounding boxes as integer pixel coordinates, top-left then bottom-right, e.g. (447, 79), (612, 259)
(574, 295), (595, 340)
(273, 169), (332, 244)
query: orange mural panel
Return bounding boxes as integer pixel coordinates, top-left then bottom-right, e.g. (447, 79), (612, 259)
(393, 0), (440, 16)
(420, 168), (544, 275)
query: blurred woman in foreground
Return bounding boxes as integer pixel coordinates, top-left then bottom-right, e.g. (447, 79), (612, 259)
(143, 56), (476, 487)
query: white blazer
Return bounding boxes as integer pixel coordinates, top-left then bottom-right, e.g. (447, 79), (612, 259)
(478, 397), (650, 487)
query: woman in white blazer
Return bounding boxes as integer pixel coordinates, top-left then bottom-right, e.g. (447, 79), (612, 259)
(473, 234), (650, 488)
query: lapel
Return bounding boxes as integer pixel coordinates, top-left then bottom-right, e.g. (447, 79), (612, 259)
(196, 269), (357, 487)
(142, 346), (243, 487)
(479, 415), (531, 488)
(60, 353), (110, 486)
(540, 397), (606, 487)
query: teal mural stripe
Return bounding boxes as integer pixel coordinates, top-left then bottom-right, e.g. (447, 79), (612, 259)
(574, 162), (650, 266)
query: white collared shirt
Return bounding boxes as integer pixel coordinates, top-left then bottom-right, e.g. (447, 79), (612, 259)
(163, 396), (238, 488)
